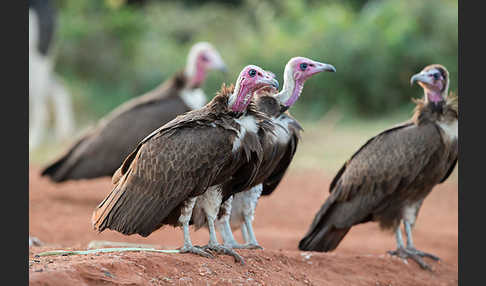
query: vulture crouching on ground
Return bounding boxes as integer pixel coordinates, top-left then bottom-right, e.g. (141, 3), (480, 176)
(92, 65), (278, 263)
(213, 57), (336, 249)
(41, 42), (226, 182)
(298, 64), (458, 270)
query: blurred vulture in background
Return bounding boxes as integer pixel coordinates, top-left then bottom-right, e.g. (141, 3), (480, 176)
(41, 42), (227, 182)
(29, 0), (75, 151)
(209, 57), (336, 250)
(92, 65), (278, 263)
(299, 64), (458, 270)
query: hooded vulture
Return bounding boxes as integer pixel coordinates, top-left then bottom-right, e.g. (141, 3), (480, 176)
(211, 57), (336, 249)
(41, 42), (227, 182)
(92, 65), (279, 263)
(298, 64), (458, 270)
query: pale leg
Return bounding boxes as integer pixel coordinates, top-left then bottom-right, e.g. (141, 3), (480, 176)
(388, 222), (439, 271)
(199, 187), (244, 263)
(179, 197), (213, 258)
(216, 196), (245, 248)
(50, 76), (75, 140)
(240, 184), (263, 249)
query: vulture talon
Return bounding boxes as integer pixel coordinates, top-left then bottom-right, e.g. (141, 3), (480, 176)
(407, 247), (441, 261)
(233, 243), (263, 250)
(388, 247), (434, 271)
(202, 244), (245, 264)
(179, 245), (214, 259)
(246, 243), (264, 250)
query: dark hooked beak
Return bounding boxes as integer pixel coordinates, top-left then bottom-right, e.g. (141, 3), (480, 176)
(258, 76), (279, 90)
(316, 62), (336, 73)
(410, 72), (432, 86)
(270, 77), (279, 89)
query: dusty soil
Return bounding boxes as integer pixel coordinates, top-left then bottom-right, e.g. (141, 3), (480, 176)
(29, 165), (458, 285)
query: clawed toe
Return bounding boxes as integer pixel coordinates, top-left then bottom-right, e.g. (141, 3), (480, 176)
(240, 243), (263, 250)
(247, 243), (263, 250)
(202, 244), (244, 264)
(179, 245), (214, 258)
(409, 248), (441, 261)
(388, 247), (437, 271)
(228, 242), (262, 250)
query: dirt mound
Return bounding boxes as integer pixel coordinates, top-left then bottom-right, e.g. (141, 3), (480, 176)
(29, 166), (458, 285)
(29, 247), (457, 286)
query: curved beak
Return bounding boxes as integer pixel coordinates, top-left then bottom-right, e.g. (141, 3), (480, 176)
(258, 76), (279, 90)
(410, 72), (432, 86)
(208, 50), (228, 73)
(314, 62), (336, 73)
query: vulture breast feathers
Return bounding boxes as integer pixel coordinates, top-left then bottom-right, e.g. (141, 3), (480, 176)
(92, 85), (271, 237)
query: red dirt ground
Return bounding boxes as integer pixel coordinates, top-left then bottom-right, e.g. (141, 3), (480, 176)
(29, 165), (458, 285)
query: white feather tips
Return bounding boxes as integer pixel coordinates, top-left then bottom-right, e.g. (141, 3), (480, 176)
(232, 115), (258, 152)
(180, 88), (207, 110)
(438, 120), (458, 142)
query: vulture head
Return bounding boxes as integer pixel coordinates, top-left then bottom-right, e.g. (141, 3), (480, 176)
(185, 42), (227, 87)
(279, 57), (336, 107)
(410, 64), (450, 105)
(229, 65), (279, 113)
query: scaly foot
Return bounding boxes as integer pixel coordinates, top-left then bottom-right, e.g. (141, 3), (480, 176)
(407, 247), (441, 261)
(179, 245), (213, 259)
(202, 243), (244, 264)
(388, 247), (439, 270)
(233, 243), (263, 250)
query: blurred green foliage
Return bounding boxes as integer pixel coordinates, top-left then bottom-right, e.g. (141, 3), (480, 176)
(52, 0), (457, 124)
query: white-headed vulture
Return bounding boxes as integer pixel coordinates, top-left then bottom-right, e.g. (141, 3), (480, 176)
(41, 42), (227, 182)
(213, 57), (336, 250)
(298, 64), (458, 270)
(92, 65), (278, 263)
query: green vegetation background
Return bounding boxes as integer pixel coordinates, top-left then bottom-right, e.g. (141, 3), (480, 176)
(32, 0), (457, 180)
(52, 0), (457, 126)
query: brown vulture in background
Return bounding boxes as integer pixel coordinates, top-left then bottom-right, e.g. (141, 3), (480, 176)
(210, 57), (336, 250)
(299, 64), (458, 270)
(41, 42), (226, 182)
(92, 65), (278, 263)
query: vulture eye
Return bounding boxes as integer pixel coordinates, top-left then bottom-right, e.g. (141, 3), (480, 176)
(248, 69), (257, 77)
(300, 63), (308, 71)
(201, 54), (209, 62)
(432, 73), (440, 80)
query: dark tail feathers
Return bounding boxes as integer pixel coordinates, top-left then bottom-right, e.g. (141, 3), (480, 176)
(40, 156), (68, 182)
(40, 135), (89, 182)
(298, 196), (350, 252)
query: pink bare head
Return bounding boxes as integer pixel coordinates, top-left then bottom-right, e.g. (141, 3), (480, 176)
(229, 65), (279, 113)
(410, 64), (449, 104)
(185, 42), (227, 87)
(280, 57), (336, 107)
